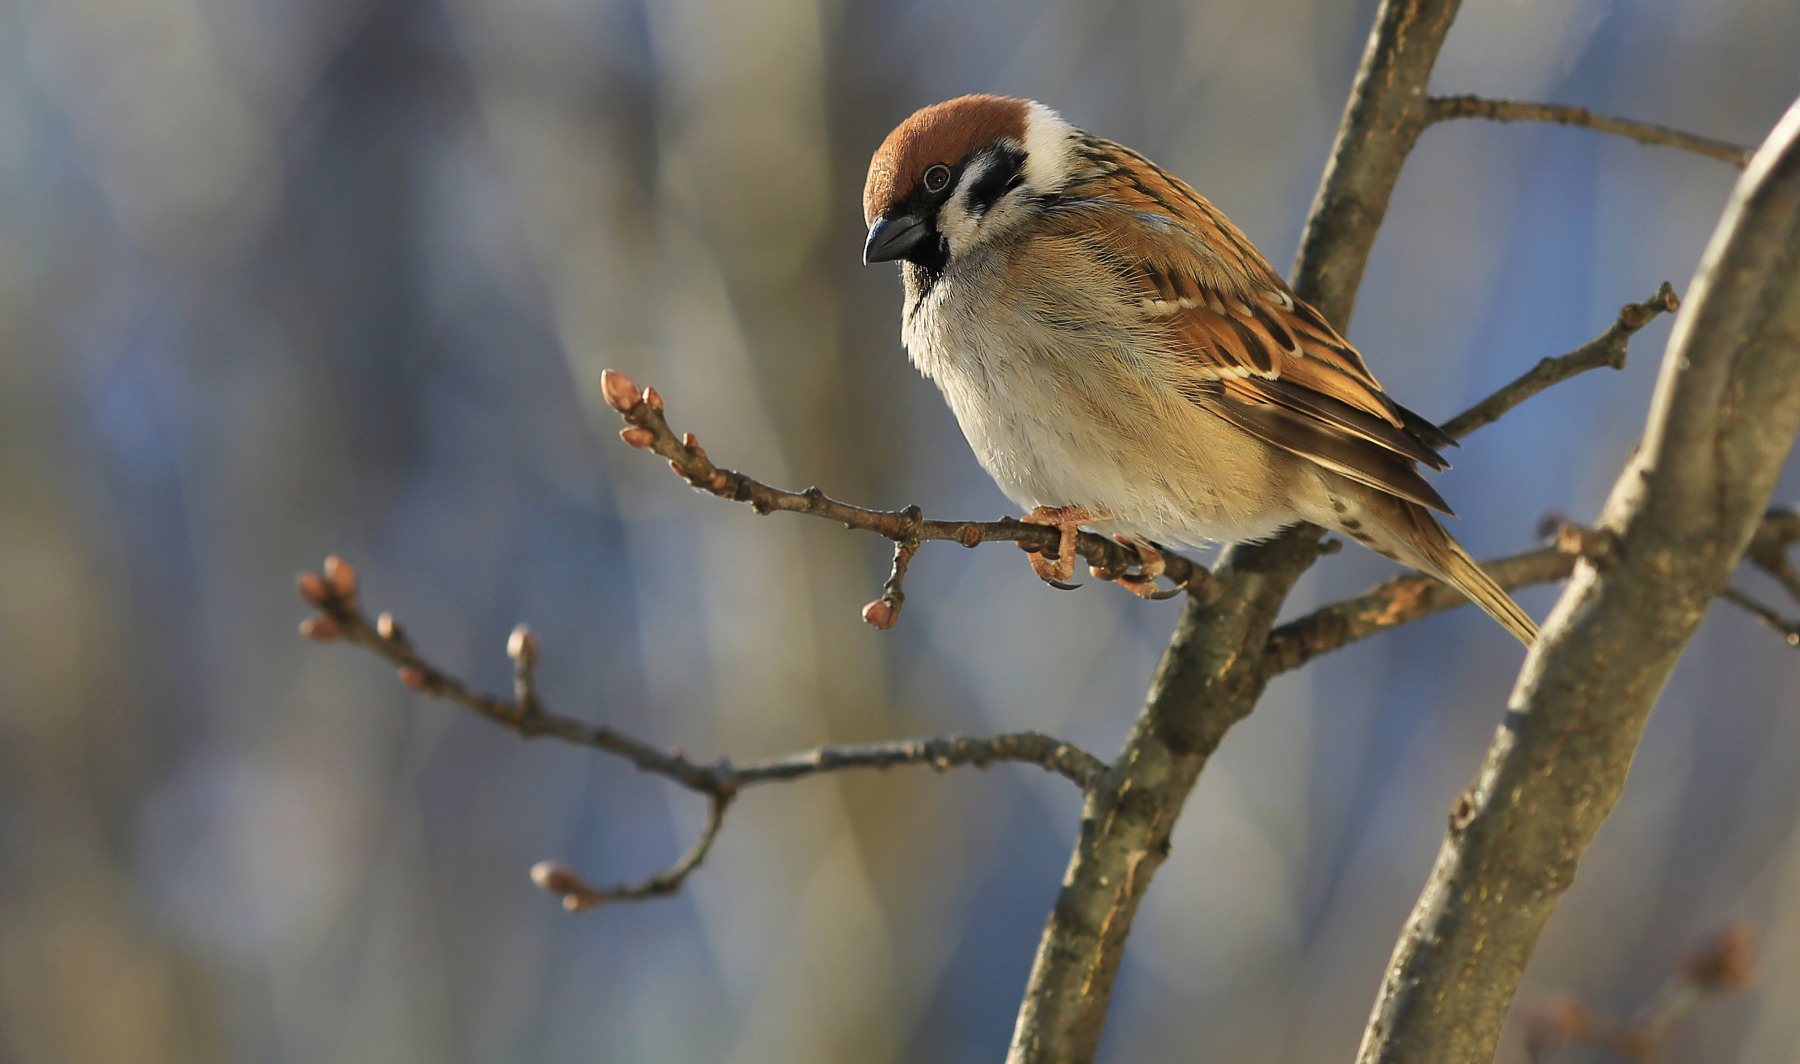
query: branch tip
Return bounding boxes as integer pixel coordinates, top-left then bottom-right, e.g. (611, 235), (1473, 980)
(1442, 285), (1678, 441)
(600, 369), (641, 413)
(299, 615), (340, 642)
(507, 624), (540, 668)
(299, 568), (1106, 909)
(1428, 95), (1754, 167)
(323, 555), (358, 599)
(297, 570), (331, 608)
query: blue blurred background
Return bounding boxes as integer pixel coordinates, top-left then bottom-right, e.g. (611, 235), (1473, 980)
(0, 0), (1797, 1060)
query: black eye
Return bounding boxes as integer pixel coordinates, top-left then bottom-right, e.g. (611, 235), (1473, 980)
(922, 164), (952, 194)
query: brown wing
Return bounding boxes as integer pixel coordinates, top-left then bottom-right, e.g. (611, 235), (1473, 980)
(1054, 138), (1457, 513)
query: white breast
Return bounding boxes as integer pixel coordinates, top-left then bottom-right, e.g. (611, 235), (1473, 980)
(897, 242), (1298, 548)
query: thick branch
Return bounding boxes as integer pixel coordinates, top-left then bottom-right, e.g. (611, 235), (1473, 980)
(1359, 97), (1800, 1064)
(1007, 4), (1466, 1062)
(1429, 95), (1755, 168)
(1292, 0), (1465, 330)
(1441, 283), (1679, 440)
(295, 561), (1107, 908)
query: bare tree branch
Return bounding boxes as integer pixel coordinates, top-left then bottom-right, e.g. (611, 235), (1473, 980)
(1266, 507), (1800, 670)
(1746, 504), (1800, 605)
(1441, 283), (1679, 440)
(1717, 586), (1800, 645)
(1359, 96), (1800, 1064)
(530, 797), (731, 910)
(1292, 0), (1466, 332)
(1429, 95), (1755, 167)
(1266, 546), (1571, 673)
(295, 560), (1108, 907)
(600, 369), (1200, 613)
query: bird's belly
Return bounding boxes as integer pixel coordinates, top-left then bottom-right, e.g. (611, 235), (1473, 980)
(911, 324), (1297, 547)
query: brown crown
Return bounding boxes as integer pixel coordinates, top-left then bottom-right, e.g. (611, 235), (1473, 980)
(862, 95), (1031, 225)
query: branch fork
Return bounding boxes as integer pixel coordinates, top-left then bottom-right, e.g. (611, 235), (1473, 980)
(295, 554), (1108, 909)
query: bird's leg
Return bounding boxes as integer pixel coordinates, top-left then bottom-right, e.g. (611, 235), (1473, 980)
(1020, 505), (1103, 588)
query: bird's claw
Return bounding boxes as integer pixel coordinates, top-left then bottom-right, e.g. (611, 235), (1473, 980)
(1021, 505), (1099, 588)
(1094, 537), (1178, 599)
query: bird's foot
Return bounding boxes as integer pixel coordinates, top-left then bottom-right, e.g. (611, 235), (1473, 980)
(1020, 505), (1104, 589)
(1092, 536), (1181, 599)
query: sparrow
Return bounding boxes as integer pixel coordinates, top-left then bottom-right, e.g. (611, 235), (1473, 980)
(860, 95), (1538, 645)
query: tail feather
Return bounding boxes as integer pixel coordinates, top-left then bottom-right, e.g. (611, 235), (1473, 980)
(1418, 534), (1540, 645)
(1364, 496), (1540, 645)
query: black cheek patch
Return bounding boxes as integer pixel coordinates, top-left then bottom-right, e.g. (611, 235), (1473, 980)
(965, 146), (1027, 218)
(907, 235), (950, 278)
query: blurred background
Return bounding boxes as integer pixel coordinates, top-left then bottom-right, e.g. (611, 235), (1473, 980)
(0, 0), (1796, 1060)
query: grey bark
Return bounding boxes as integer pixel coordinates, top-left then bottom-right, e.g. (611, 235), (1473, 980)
(1358, 97), (1800, 1064)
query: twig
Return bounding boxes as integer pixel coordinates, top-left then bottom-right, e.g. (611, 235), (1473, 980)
(530, 797), (729, 910)
(1745, 505), (1800, 606)
(1441, 284), (1680, 440)
(1265, 546), (1573, 673)
(600, 370), (1204, 614)
(862, 527), (919, 629)
(296, 559), (1109, 908)
(1428, 95), (1755, 167)
(1267, 509), (1800, 671)
(1718, 587), (1800, 646)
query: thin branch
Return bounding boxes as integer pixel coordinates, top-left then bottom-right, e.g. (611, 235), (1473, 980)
(1359, 95), (1800, 1064)
(1428, 95), (1755, 167)
(1718, 586), (1800, 646)
(1265, 546), (1572, 673)
(1746, 505), (1800, 606)
(296, 558), (1108, 908)
(1266, 508), (1800, 670)
(529, 797), (730, 911)
(601, 370), (1203, 609)
(861, 527), (919, 629)
(1440, 283), (1680, 440)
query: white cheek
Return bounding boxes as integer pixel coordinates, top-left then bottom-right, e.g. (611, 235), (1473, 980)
(936, 196), (981, 257)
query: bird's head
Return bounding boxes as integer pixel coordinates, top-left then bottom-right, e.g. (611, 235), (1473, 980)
(862, 95), (1079, 276)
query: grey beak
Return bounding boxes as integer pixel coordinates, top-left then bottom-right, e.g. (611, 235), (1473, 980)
(863, 214), (931, 265)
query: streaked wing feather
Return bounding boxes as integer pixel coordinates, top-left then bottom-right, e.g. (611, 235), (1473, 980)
(1054, 140), (1456, 511)
(1205, 379), (1454, 514)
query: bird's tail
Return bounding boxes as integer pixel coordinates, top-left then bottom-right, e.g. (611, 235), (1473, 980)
(1371, 498), (1540, 646)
